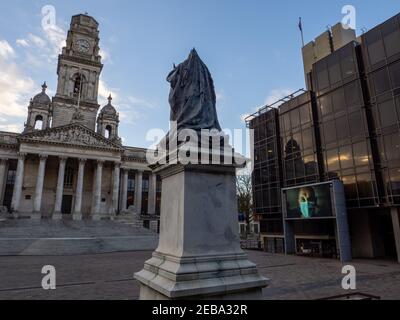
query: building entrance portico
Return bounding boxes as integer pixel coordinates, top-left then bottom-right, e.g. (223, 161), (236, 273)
(5, 123), (124, 220)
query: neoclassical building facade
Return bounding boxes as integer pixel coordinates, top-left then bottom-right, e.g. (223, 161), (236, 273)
(0, 14), (161, 221)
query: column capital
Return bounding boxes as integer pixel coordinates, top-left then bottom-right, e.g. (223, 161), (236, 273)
(39, 154), (48, 160)
(59, 156), (68, 162)
(114, 161), (122, 168)
(97, 160), (105, 166)
(0, 158), (7, 165)
(17, 152), (27, 159)
(78, 158), (87, 164)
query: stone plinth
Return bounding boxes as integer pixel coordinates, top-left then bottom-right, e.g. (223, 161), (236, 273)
(135, 155), (268, 300)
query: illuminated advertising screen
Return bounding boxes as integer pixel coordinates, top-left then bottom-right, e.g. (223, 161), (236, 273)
(283, 183), (334, 219)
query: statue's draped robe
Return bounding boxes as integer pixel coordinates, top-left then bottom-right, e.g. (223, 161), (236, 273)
(167, 49), (222, 132)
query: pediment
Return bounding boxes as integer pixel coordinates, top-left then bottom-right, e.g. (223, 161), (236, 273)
(19, 124), (123, 151)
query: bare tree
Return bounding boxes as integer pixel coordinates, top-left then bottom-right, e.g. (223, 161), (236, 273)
(236, 174), (253, 234)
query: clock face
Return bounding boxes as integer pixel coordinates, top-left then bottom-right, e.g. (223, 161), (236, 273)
(75, 39), (90, 53)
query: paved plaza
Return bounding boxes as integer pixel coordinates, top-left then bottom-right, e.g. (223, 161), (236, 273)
(0, 250), (399, 300)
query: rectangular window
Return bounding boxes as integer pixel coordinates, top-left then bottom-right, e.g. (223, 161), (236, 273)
(316, 62), (330, 90)
(344, 82), (361, 109)
(328, 53), (341, 84)
(127, 178), (135, 192)
(356, 173), (374, 198)
(332, 88), (346, 113)
(353, 141), (369, 166)
(390, 168), (400, 196)
(341, 44), (356, 78)
(382, 17), (400, 58)
(290, 109), (300, 129)
(302, 128), (314, 150)
(283, 113), (291, 133)
(372, 68), (390, 96)
(384, 133), (400, 161)
(378, 99), (397, 128)
(389, 61), (400, 89)
(294, 159), (305, 179)
(326, 149), (340, 171)
(285, 160), (295, 180)
(348, 111), (364, 137)
(339, 145), (353, 169)
(319, 95), (333, 117)
(64, 167), (74, 188)
(292, 131), (302, 150)
(299, 104), (311, 125)
(323, 120), (336, 144)
(335, 116), (349, 141)
(365, 28), (386, 66)
(6, 170), (16, 185)
(342, 175), (358, 200)
(304, 154), (317, 176)
(142, 179), (149, 192)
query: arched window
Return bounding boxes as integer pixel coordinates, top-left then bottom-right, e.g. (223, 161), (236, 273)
(73, 75), (82, 97)
(64, 166), (74, 188)
(72, 73), (86, 98)
(34, 115), (43, 130)
(105, 125), (112, 139)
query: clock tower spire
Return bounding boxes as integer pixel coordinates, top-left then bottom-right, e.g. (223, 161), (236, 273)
(52, 14), (103, 130)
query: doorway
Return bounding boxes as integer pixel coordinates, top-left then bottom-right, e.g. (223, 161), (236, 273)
(61, 195), (73, 215)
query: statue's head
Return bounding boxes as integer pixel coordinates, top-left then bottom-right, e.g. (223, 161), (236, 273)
(166, 49), (221, 132)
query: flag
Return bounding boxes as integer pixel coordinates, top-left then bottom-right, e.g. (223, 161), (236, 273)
(298, 17), (303, 32)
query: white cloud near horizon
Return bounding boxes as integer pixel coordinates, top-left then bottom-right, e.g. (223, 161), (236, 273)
(0, 40), (36, 126)
(239, 88), (295, 123)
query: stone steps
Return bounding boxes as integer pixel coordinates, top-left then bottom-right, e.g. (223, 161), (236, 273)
(0, 219), (159, 256)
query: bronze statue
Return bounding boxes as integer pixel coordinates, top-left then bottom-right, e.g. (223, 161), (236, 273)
(167, 49), (222, 132)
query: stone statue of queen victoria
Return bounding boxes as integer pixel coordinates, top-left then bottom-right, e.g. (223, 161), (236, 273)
(167, 48), (222, 133)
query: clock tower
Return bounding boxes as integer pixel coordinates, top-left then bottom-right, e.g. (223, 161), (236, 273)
(52, 14), (103, 130)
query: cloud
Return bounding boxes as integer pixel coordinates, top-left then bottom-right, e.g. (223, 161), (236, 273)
(240, 113), (251, 122)
(98, 79), (118, 103)
(16, 39), (30, 48)
(264, 88), (295, 107)
(28, 33), (46, 48)
(42, 25), (66, 57)
(127, 96), (156, 109)
(0, 40), (15, 59)
(0, 40), (36, 120)
(0, 123), (24, 133)
(216, 90), (224, 102)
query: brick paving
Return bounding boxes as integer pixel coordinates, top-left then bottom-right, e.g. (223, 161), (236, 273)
(0, 250), (399, 300)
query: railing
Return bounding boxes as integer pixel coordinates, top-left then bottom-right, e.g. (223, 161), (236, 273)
(240, 239), (261, 250)
(0, 132), (18, 145)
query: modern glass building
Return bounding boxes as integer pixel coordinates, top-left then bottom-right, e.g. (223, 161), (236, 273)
(247, 13), (400, 261)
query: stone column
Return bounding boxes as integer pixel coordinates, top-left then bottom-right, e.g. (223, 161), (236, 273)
(120, 169), (129, 213)
(135, 170), (143, 215)
(53, 157), (67, 220)
(33, 154), (48, 218)
(391, 208), (400, 264)
(92, 160), (104, 220)
(11, 153), (26, 215)
(0, 159), (7, 207)
(147, 173), (157, 215)
(73, 158), (86, 221)
(111, 162), (121, 217)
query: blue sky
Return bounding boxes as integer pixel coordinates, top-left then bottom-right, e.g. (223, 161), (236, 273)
(0, 0), (399, 148)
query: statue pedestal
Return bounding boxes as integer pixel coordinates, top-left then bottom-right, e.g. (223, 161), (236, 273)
(135, 160), (268, 300)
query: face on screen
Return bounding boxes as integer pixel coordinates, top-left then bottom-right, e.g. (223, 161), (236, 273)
(298, 187), (317, 218)
(285, 183), (333, 219)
